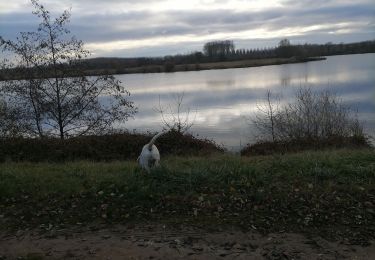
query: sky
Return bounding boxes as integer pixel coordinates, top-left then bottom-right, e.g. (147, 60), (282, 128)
(1, 0), (374, 58)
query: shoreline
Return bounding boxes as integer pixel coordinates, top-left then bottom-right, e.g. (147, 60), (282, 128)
(83, 56), (326, 76)
(0, 56), (325, 81)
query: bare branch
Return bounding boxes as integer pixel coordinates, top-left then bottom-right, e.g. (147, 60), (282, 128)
(155, 92), (196, 134)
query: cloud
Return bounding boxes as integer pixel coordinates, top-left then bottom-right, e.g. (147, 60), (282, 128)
(1, 0), (374, 57)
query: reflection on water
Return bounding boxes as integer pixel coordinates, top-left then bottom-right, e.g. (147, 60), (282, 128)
(206, 79), (235, 89)
(119, 54), (375, 151)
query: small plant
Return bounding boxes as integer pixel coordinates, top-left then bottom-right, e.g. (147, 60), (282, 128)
(156, 92), (197, 134)
(252, 90), (280, 142)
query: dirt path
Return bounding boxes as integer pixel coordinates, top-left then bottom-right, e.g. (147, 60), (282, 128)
(1, 224), (374, 260)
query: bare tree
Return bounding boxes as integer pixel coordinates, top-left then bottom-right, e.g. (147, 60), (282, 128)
(252, 90), (280, 142)
(156, 92), (196, 134)
(1, 32), (46, 137)
(0, 0), (137, 139)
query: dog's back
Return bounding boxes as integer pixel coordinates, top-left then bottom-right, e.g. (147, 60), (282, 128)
(138, 132), (164, 172)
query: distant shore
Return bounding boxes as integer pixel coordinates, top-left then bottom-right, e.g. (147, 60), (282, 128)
(83, 56), (326, 76)
(0, 56), (326, 81)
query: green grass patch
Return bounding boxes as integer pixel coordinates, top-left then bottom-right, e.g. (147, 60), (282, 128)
(0, 149), (374, 243)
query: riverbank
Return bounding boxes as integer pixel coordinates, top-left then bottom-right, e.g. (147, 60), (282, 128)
(81, 56), (326, 76)
(1, 149), (374, 240)
(0, 56), (325, 81)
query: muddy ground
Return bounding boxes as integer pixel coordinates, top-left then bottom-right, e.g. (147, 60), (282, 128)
(1, 224), (374, 260)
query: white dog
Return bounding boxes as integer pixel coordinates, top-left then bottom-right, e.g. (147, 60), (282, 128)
(138, 131), (165, 172)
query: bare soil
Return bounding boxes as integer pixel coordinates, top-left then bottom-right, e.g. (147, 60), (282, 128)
(1, 224), (374, 260)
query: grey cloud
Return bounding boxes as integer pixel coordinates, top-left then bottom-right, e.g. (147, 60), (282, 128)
(1, 0), (374, 57)
(281, 0), (373, 7)
(3, 5), (372, 43)
(75, 0), (161, 3)
(71, 3), (375, 41)
(42, 0), (163, 7)
(60, 10), (270, 43)
(0, 12), (39, 39)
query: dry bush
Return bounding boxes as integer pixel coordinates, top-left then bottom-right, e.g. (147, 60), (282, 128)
(156, 92), (196, 134)
(245, 87), (370, 155)
(253, 88), (365, 142)
(0, 131), (223, 162)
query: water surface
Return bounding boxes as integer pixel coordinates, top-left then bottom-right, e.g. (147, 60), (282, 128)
(120, 54), (375, 151)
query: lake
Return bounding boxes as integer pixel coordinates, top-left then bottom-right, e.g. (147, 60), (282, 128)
(120, 54), (375, 151)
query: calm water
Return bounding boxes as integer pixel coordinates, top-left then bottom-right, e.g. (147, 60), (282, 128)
(119, 54), (375, 151)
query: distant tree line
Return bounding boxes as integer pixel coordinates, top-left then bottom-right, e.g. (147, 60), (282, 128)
(71, 39), (375, 72)
(203, 40), (235, 59)
(1, 38), (374, 79)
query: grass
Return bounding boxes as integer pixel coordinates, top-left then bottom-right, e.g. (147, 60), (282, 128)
(0, 149), (374, 243)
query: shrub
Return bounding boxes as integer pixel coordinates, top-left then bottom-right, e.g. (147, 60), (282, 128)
(0, 130), (224, 162)
(254, 88), (366, 141)
(241, 136), (371, 156)
(243, 88), (371, 155)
